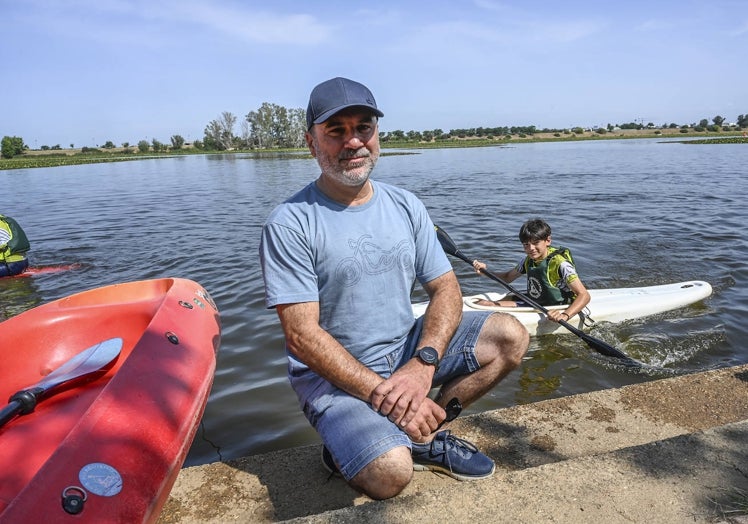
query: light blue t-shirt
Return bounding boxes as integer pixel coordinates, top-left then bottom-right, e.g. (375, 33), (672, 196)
(260, 179), (452, 366)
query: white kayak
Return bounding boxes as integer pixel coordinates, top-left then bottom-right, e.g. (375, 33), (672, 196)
(411, 280), (712, 337)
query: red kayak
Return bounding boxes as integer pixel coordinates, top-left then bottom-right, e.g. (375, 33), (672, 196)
(6, 263), (82, 278)
(0, 278), (221, 523)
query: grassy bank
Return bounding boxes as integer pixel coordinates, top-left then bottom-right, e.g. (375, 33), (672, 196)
(2, 129), (745, 171)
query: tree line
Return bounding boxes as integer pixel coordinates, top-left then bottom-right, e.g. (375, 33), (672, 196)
(197, 109), (748, 151)
(3, 110), (748, 159)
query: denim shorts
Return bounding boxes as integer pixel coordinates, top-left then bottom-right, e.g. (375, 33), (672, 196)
(287, 310), (492, 480)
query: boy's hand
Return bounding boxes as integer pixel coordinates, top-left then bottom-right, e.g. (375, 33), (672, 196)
(472, 260), (487, 273)
(548, 310), (571, 323)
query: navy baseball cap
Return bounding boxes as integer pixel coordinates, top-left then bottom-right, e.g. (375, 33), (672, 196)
(306, 77), (384, 129)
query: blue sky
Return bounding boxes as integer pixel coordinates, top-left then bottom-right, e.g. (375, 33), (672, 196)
(4, 0), (747, 148)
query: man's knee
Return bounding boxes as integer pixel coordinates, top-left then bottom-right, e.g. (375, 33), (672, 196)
(484, 312), (530, 368)
(349, 446), (413, 500)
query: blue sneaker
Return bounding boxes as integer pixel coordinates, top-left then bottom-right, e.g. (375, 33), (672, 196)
(411, 430), (495, 481)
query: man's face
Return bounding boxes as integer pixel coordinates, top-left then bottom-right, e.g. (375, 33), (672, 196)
(306, 108), (380, 187)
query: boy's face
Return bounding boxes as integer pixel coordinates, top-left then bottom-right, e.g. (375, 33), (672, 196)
(522, 237), (551, 261)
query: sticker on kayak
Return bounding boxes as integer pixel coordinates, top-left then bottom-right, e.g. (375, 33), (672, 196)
(196, 288), (217, 311)
(79, 462), (123, 496)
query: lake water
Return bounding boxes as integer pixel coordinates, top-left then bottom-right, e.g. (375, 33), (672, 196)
(2, 138), (746, 467)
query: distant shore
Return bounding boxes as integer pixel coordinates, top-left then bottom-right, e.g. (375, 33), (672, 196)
(2, 128), (746, 171)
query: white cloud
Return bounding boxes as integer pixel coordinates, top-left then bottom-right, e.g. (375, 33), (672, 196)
(13, 0), (332, 47)
(470, 1), (605, 44)
(728, 19), (748, 36)
(165, 1), (332, 45)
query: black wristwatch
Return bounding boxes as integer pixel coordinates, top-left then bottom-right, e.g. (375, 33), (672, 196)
(414, 347), (440, 371)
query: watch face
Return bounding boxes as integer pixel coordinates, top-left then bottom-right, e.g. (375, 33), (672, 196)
(418, 347), (438, 365)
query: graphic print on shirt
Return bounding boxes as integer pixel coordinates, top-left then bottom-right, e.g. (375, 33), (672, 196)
(528, 276), (543, 299)
(335, 234), (413, 286)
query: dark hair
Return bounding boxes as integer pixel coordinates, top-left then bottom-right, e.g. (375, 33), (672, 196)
(518, 219), (551, 243)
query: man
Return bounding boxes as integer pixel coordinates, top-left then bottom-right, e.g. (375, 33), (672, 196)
(0, 214), (30, 277)
(260, 77), (528, 500)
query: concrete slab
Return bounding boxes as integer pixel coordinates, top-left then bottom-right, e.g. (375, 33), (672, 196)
(158, 364), (748, 523)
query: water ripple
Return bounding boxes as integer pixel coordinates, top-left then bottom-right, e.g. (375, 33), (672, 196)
(2, 139), (746, 466)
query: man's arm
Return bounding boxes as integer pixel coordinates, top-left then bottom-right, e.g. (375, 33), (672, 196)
(370, 270), (462, 438)
(276, 301), (384, 402)
(414, 270), (463, 358)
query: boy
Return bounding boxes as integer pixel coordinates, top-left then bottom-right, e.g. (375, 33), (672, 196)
(0, 214), (30, 278)
(472, 218), (590, 323)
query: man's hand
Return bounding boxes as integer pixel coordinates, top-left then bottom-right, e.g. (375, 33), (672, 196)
(370, 360), (441, 437)
(401, 397), (446, 440)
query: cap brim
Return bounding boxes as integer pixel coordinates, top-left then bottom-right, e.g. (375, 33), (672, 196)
(312, 104), (384, 126)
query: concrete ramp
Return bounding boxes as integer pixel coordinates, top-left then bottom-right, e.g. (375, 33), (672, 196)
(158, 364), (748, 523)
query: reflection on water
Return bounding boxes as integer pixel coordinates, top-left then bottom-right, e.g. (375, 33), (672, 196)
(0, 276), (43, 318)
(2, 139), (745, 466)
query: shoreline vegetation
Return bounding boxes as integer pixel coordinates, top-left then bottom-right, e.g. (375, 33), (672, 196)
(1, 128), (746, 171)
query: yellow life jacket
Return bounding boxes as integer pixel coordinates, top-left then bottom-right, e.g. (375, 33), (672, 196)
(523, 246), (575, 305)
(0, 215), (30, 263)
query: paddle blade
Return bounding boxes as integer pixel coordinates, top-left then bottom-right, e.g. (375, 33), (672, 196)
(0, 338), (124, 429)
(578, 332), (634, 361)
(435, 225), (468, 261)
(36, 338), (123, 395)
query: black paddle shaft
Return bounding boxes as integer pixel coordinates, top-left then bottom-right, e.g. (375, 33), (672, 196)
(434, 226), (640, 364)
(0, 389), (43, 427)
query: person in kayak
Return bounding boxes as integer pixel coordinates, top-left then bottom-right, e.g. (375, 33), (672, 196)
(260, 77), (529, 500)
(0, 214), (30, 278)
(472, 218), (591, 323)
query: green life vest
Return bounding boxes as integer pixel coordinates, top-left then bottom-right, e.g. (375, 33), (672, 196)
(523, 246), (575, 305)
(0, 215), (31, 262)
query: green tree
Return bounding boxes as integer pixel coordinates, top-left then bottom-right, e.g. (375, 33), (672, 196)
(245, 103), (305, 149)
(203, 120), (224, 150)
(737, 114), (748, 127)
(389, 130), (405, 141)
(712, 115), (724, 127)
(103, 140), (115, 149)
(203, 111), (237, 150)
(151, 138), (164, 152)
(137, 140), (149, 153)
(1, 136), (26, 159)
(170, 135), (185, 150)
